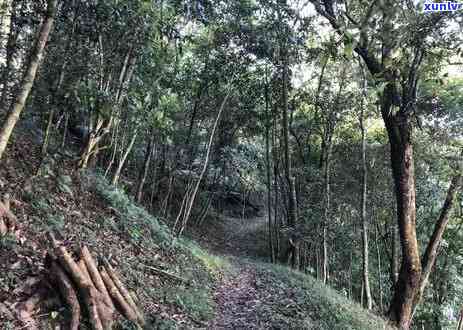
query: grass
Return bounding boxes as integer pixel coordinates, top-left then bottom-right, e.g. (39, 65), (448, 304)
(247, 261), (393, 330)
(16, 165), (390, 329)
(89, 172), (228, 328)
(19, 170), (228, 328)
(90, 173), (390, 329)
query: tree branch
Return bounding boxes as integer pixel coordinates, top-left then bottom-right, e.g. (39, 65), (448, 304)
(414, 152), (463, 313)
(310, 0), (383, 76)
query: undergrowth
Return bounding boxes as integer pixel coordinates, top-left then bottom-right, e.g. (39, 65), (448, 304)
(88, 172), (229, 328)
(12, 160), (390, 329)
(21, 168), (228, 328)
(251, 262), (393, 330)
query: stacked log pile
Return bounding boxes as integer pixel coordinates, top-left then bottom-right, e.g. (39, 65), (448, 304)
(47, 233), (144, 329)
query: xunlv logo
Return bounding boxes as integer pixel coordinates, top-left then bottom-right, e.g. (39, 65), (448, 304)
(423, 1), (463, 12)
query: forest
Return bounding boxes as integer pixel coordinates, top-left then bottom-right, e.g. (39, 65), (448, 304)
(0, 0), (462, 329)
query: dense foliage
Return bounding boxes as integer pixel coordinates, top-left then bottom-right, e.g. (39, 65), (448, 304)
(0, 0), (462, 329)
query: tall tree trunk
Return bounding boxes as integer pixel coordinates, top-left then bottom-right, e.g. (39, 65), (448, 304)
(272, 113), (280, 258)
(265, 68), (275, 263)
(280, 46), (298, 267)
(0, 0), (12, 53)
(383, 85), (421, 330)
(136, 136), (155, 203)
(111, 130), (138, 186)
(348, 250), (353, 300)
(321, 142), (331, 284)
(321, 66), (345, 284)
(375, 222), (384, 313)
(281, 51), (297, 228)
(359, 84), (372, 310)
(149, 145), (158, 212)
(0, 0), (57, 160)
(0, 0), (18, 112)
(176, 85), (233, 236)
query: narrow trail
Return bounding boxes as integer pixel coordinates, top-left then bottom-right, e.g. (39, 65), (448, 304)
(193, 212), (270, 259)
(208, 265), (266, 329)
(193, 211), (390, 329)
(200, 213), (273, 329)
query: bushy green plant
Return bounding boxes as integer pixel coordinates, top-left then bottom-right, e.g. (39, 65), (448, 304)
(45, 214), (65, 231)
(90, 172), (171, 246)
(175, 286), (215, 321)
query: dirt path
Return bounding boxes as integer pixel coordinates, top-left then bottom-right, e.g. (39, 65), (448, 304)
(193, 212), (276, 329)
(200, 212), (273, 329)
(191, 212), (270, 260)
(208, 264), (269, 330)
(200, 212), (390, 330)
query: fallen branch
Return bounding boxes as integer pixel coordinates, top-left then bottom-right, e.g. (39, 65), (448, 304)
(141, 264), (189, 284)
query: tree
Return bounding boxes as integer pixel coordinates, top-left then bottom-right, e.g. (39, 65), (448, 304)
(309, 0), (462, 327)
(358, 62), (372, 310)
(0, 0), (57, 160)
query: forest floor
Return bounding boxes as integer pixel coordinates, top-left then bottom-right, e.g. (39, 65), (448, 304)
(198, 214), (272, 329)
(0, 124), (393, 329)
(190, 211), (393, 329)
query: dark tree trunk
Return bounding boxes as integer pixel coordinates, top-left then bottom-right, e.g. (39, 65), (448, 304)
(264, 68), (275, 263)
(382, 85), (421, 330)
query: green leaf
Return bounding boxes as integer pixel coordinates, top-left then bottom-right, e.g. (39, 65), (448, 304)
(344, 43), (353, 59)
(375, 81), (387, 97)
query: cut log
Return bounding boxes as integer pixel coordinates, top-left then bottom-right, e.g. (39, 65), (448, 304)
(81, 246), (115, 310)
(100, 267), (140, 325)
(50, 260), (80, 330)
(46, 235), (141, 329)
(49, 233), (104, 330)
(78, 259), (92, 282)
(78, 258), (114, 329)
(103, 260), (144, 325)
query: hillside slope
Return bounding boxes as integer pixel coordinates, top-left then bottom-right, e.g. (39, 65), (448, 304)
(0, 130), (392, 329)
